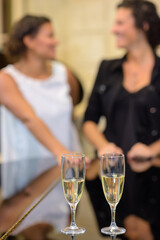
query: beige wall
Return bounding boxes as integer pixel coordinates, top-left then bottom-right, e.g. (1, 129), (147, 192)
(10, 0), (160, 116)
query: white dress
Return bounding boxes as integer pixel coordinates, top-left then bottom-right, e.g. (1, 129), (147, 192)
(0, 61), (81, 233)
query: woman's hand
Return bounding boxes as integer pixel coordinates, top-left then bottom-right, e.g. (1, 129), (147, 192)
(124, 215), (154, 240)
(57, 147), (91, 169)
(55, 146), (70, 166)
(127, 143), (154, 172)
(97, 142), (123, 158)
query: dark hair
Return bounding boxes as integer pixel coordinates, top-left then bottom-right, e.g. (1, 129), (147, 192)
(4, 15), (51, 62)
(117, 0), (160, 49)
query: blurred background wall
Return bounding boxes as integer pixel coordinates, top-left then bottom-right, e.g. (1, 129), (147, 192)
(1, 0), (160, 116)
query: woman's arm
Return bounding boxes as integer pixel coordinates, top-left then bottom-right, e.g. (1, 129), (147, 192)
(83, 121), (122, 180)
(82, 121), (123, 157)
(83, 121), (108, 150)
(127, 140), (160, 172)
(0, 72), (69, 164)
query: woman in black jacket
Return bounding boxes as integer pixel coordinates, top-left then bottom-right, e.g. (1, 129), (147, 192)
(83, 1), (160, 239)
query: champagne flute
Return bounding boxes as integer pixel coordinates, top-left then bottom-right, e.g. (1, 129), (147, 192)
(61, 153), (86, 235)
(100, 153), (126, 235)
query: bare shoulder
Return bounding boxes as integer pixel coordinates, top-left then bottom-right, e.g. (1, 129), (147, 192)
(0, 70), (17, 89)
(0, 70), (15, 83)
(0, 70), (20, 105)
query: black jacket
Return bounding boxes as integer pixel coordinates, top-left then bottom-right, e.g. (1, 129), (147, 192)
(84, 55), (160, 240)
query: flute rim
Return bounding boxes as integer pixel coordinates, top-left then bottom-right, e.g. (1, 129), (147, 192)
(101, 153), (124, 158)
(62, 152), (85, 159)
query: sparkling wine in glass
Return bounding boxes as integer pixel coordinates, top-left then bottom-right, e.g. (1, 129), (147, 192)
(101, 153), (126, 235)
(61, 153), (86, 235)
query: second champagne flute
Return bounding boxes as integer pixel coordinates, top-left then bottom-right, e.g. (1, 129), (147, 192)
(100, 153), (126, 235)
(61, 153), (86, 235)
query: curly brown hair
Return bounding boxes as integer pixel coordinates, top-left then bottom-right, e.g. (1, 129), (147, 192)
(117, 0), (160, 49)
(4, 15), (51, 63)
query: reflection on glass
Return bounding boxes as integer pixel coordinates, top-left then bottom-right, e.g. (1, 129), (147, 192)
(0, 157), (61, 239)
(0, 156), (122, 240)
(111, 234), (117, 240)
(61, 233), (118, 240)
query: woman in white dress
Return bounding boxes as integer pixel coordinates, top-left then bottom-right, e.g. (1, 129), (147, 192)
(0, 15), (83, 240)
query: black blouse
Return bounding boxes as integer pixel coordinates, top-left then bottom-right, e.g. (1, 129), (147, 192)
(84, 55), (160, 147)
(108, 85), (159, 153)
(84, 55), (160, 240)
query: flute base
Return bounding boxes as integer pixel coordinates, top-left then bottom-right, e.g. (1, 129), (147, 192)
(101, 226), (126, 235)
(61, 226), (86, 235)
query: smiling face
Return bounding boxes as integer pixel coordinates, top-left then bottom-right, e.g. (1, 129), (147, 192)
(111, 7), (145, 50)
(24, 22), (59, 60)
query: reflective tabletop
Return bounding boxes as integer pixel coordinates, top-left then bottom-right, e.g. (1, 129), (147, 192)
(1, 157), (157, 240)
(0, 157), (121, 240)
